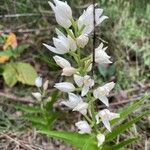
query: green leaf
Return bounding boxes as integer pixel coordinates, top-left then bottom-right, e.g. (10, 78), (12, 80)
(107, 65), (116, 77)
(111, 94), (150, 125)
(2, 62), (38, 86)
(106, 110), (150, 141)
(98, 64), (107, 79)
(16, 44), (29, 55)
(45, 91), (59, 111)
(22, 114), (47, 126)
(39, 130), (98, 150)
(3, 63), (18, 87)
(0, 48), (14, 57)
(15, 104), (41, 113)
(111, 137), (138, 150)
(16, 62), (38, 85)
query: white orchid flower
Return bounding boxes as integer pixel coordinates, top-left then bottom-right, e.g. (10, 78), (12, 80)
(43, 29), (76, 54)
(32, 92), (42, 101)
(97, 134), (105, 147)
(75, 120), (91, 134)
(93, 82), (115, 107)
(76, 34), (89, 48)
(95, 43), (112, 64)
(74, 74), (94, 96)
(48, 0), (72, 28)
(53, 55), (76, 76)
(95, 109), (120, 132)
(61, 93), (88, 115)
(78, 4), (108, 35)
(54, 82), (75, 93)
(35, 77), (42, 88)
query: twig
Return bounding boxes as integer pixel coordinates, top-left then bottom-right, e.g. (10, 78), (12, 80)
(0, 91), (34, 103)
(0, 13), (51, 18)
(0, 28), (53, 34)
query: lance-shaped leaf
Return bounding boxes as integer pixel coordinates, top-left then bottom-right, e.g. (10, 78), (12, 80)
(106, 110), (150, 142)
(39, 130), (98, 150)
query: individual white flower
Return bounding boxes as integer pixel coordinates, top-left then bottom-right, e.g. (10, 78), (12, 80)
(43, 35), (69, 54)
(53, 55), (76, 76)
(62, 67), (76, 76)
(35, 77), (42, 88)
(75, 120), (91, 134)
(56, 28), (77, 52)
(93, 82), (115, 107)
(76, 34), (89, 48)
(97, 134), (105, 147)
(43, 29), (76, 54)
(61, 93), (82, 109)
(95, 109), (120, 132)
(95, 43), (112, 64)
(61, 93), (88, 115)
(48, 0), (72, 28)
(74, 74), (94, 96)
(32, 92), (42, 101)
(53, 55), (71, 68)
(43, 80), (49, 90)
(78, 4), (108, 35)
(54, 82), (75, 92)
(73, 102), (88, 115)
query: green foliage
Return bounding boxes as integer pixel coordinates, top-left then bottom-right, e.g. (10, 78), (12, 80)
(39, 130), (98, 150)
(15, 91), (59, 130)
(106, 110), (150, 141)
(39, 95), (149, 150)
(3, 62), (38, 87)
(98, 64), (115, 80)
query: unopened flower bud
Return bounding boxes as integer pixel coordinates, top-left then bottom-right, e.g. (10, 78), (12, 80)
(43, 80), (49, 90)
(35, 77), (42, 88)
(97, 134), (105, 147)
(76, 34), (89, 48)
(32, 92), (42, 101)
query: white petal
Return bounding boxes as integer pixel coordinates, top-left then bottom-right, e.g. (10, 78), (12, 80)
(75, 120), (91, 134)
(68, 35), (77, 52)
(35, 77), (42, 87)
(93, 88), (99, 99)
(43, 43), (65, 54)
(73, 102), (88, 115)
(61, 93), (82, 109)
(54, 82), (75, 92)
(81, 86), (89, 97)
(95, 113), (100, 124)
(74, 74), (83, 87)
(104, 82), (115, 92)
(32, 92), (41, 100)
(102, 118), (111, 132)
(99, 96), (109, 107)
(76, 34), (89, 48)
(62, 67), (76, 76)
(53, 37), (69, 53)
(53, 55), (71, 68)
(109, 112), (120, 120)
(97, 134), (105, 147)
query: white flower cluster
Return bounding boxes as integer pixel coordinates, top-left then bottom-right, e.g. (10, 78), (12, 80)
(44, 0), (119, 147)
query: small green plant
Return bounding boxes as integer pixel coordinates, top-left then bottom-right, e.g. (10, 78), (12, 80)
(0, 33), (38, 87)
(16, 77), (60, 130)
